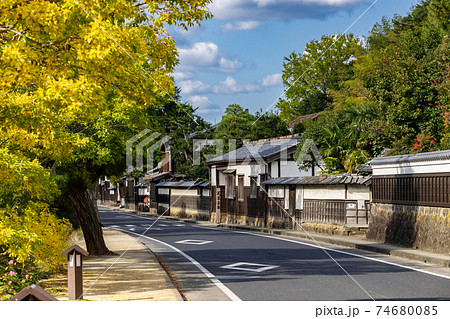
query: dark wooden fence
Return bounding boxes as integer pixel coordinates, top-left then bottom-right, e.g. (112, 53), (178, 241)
(372, 174), (450, 207)
(302, 200), (346, 225)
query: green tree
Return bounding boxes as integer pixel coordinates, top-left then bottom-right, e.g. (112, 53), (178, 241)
(0, 0), (212, 255)
(215, 104), (254, 152)
(277, 33), (363, 122)
(428, 0), (450, 33)
(153, 96), (214, 180)
(361, 15), (447, 150)
(251, 110), (290, 140)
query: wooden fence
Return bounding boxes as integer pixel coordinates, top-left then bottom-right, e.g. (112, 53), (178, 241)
(302, 200), (347, 225)
(372, 174), (450, 207)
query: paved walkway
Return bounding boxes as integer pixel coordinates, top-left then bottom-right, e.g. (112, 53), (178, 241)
(72, 228), (182, 301)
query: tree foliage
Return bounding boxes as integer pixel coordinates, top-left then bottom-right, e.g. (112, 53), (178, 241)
(214, 105), (290, 154)
(293, 0), (450, 173)
(0, 0), (212, 256)
(277, 33), (363, 122)
(153, 96), (214, 180)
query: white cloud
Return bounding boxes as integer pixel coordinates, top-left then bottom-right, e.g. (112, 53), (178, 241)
(173, 71), (194, 81)
(208, 0), (366, 21)
(213, 76), (261, 94)
(178, 73), (284, 98)
(178, 80), (211, 95)
(178, 42), (242, 73)
(179, 42), (219, 69)
(217, 57), (243, 73)
(222, 21), (262, 32)
(187, 95), (221, 114)
(260, 73), (282, 87)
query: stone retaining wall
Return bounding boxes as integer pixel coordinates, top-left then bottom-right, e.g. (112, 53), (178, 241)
(367, 203), (450, 254)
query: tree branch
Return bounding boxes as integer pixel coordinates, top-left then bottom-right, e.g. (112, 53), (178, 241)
(1, 25), (80, 51)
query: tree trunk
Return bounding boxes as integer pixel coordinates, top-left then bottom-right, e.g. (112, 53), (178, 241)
(67, 184), (114, 256)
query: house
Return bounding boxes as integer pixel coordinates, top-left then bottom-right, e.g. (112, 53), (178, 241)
(367, 149), (450, 254)
(155, 181), (209, 220)
(262, 175), (371, 229)
(97, 176), (119, 206)
(206, 135), (321, 226)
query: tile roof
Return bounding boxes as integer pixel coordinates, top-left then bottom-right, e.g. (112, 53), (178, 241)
(262, 175), (371, 185)
(289, 112), (322, 129)
(369, 149), (450, 166)
(206, 136), (300, 164)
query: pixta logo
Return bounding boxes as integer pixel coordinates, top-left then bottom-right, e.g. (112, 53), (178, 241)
(126, 130), (170, 173)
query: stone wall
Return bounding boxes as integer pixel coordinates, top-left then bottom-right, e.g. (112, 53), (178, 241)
(367, 203), (450, 254)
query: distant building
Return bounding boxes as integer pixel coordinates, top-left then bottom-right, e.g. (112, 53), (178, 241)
(288, 112), (321, 130)
(263, 175), (371, 229)
(206, 135), (321, 226)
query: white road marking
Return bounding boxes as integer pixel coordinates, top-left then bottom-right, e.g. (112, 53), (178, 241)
(195, 226), (450, 280)
(175, 239), (213, 245)
(112, 227), (241, 301)
(220, 262), (279, 273)
(104, 210), (450, 280)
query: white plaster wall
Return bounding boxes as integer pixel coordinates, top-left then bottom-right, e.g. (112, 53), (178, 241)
(271, 161), (279, 178)
(158, 188), (170, 195)
(218, 171), (226, 186)
(202, 188), (209, 197)
(171, 188), (198, 196)
(284, 186), (289, 209)
(268, 185), (284, 198)
(211, 166), (216, 185)
(138, 188), (149, 196)
(303, 185), (346, 200)
(280, 160), (300, 177)
(277, 160), (321, 177)
(372, 161), (450, 176)
(296, 186), (303, 210)
(347, 185), (370, 200)
(224, 164), (265, 186)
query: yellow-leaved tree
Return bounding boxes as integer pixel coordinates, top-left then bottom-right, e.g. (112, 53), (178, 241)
(0, 0), (212, 255)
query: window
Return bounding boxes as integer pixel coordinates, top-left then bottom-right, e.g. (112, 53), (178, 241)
(225, 173), (235, 199)
(250, 176), (257, 199)
(238, 175), (244, 202)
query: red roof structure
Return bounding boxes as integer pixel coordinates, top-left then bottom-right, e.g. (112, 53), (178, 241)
(289, 112), (322, 129)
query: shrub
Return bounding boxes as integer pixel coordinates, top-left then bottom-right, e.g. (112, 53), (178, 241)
(0, 204), (72, 300)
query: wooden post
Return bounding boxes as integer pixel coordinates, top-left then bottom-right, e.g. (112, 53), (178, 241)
(61, 245), (89, 300)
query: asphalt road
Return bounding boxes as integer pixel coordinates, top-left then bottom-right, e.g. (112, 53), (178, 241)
(99, 208), (450, 301)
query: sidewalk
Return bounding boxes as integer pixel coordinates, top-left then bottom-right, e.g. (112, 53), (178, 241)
(108, 206), (450, 268)
(73, 228), (183, 301)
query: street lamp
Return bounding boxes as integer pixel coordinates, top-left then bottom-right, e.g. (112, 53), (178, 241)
(61, 245), (89, 300)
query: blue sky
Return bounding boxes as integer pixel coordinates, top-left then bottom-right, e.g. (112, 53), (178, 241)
(169, 0), (420, 124)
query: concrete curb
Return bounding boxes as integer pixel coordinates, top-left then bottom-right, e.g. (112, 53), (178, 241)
(101, 206), (450, 268)
(140, 242), (185, 301)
